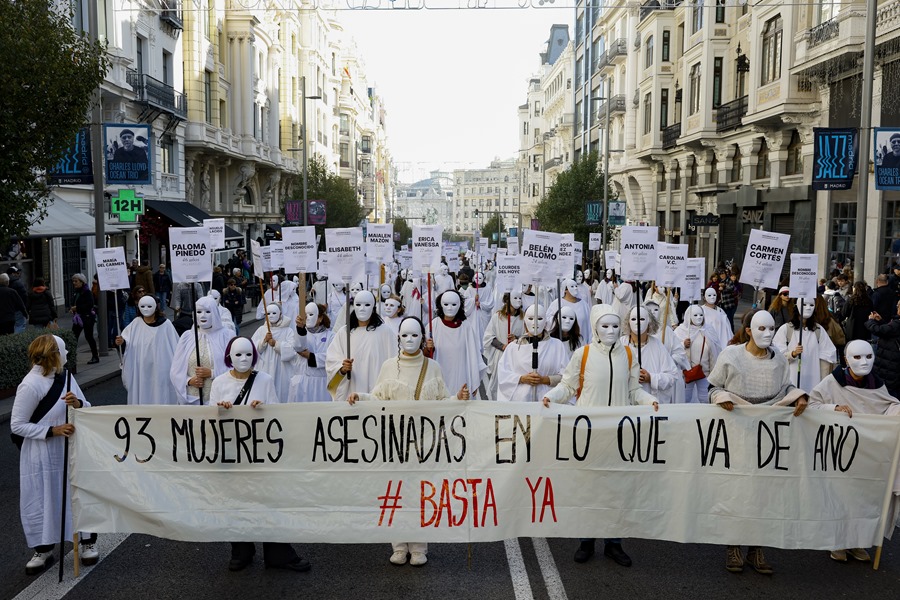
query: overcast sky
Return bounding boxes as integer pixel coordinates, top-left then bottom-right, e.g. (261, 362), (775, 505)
(340, 6), (571, 183)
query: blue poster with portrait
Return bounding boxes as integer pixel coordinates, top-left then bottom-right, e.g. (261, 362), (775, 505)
(875, 127), (900, 191)
(104, 123), (152, 185)
(812, 128), (857, 191)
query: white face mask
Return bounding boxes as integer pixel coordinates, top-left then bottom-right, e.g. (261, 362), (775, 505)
(305, 302), (319, 326)
(605, 269), (613, 279)
(207, 289), (221, 304)
(749, 311), (776, 349)
(351, 282), (364, 295)
(629, 307), (650, 335)
(196, 306), (214, 329)
(560, 307), (577, 333)
(596, 314), (620, 345)
(801, 301), (815, 319)
(229, 338), (255, 373)
(441, 292), (461, 319)
(524, 305), (546, 335)
(646, 303), (661, 321)
(704, 288), (718, 305)
(138, 296), (157, 318)
(510, 293), (523, 309)
(405, 272), (415, 283)
(564, 279), (580, 298)
(354, 291), (375, 322)
(439, 264), (449, 276)
(398, 319), (423, 354)
(380, 285), (392, 301)
(689, 306), (705, 327)
(845, 340), (875, 377)
(575, 271), (584, 284)
(383, 298), (400, 317)
(267, 304), (282, 325)
(55, 336), (68, 367)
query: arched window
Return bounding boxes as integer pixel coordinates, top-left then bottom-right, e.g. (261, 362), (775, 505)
(756, 140), (770, 179)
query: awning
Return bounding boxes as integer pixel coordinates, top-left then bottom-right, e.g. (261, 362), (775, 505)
(144, 200), (242, 241)
(29, 196), (122, 238)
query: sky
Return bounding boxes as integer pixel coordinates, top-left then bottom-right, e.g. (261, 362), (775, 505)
(339, 6), (572, 184)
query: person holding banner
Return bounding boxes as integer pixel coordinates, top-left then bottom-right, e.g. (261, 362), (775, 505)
(621, 307), (682, 404)
(773, 299), (838, 393)
(288, 303), (333, 403)
(496, 305), (567, 403)
(252, 304), (296, 403)
(170, 296), (232, 404)
(482, 291), (525, 400)
(347, 316), (470, 567)
(115, 296), (180, 405)
(543, 304), (658, 568)
(12, 335), (98, 575)
(706, 309), (809, 574)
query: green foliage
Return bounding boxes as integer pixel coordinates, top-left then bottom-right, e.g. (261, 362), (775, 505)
(0, 1), (109, 244)
(393, 217), (412, 250)
(0, 328), (77, 392)
(534, 151), (616, 246)
(481, 214), (506, 248)
(292, 155), (367, 241)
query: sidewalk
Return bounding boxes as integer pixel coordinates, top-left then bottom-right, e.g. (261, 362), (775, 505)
(0, 304), (263, 425)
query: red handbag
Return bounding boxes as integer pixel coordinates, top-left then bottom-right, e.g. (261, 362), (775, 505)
(683, 337), (706, 383)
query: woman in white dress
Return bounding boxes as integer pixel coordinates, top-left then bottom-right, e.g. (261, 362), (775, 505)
(170, 296), (232, 405)
(426, 290), (487, 399)
(251, 303), (296, 402)
(288, 303), (334, 402)
(497, 304), (568, 403)
(115, 295), (180, 405)
(673, 305), (719, 403)
(773, 296), (837, 393)
(381, 295), (404, 334)
(547, 304), (584, 365)
(482, 291), (525, 400)
(620, 307), (681, 404)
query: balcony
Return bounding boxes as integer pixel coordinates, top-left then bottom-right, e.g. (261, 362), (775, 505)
(607, 39), (627, 65)
(159, 0), (183, 30)
(544, 157), (563, 170)
(597, 95), (626, 118)
(126, 70), (187, 120)
(640, 0), (681, 22)
(594, 52), (607, 75)
(662, 122), (681, 149)
(715, 96), (748, 133)
(808, 19), (839, 48)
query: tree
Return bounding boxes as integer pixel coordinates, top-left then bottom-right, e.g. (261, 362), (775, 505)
(393, 217), (411, 251)
(292, 155), (367, 242)
(0, 2), (109, 242)
(534, 151), (616, 247)
(480, 213), (506, 248)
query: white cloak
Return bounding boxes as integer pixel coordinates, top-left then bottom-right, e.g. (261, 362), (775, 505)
(210, 369), (279, 405)
(621, 335), (682, 404)
(357, 352), (456, 402)
(594, 279), (614, 305)
(497, 336), (567, 403)
(325, 323), (396, 401)
(400, 279), (423, 320)
(251, 317), (297, 403)
(169, 311), (232, 406)
(120, 316), (180, 405)
(430, 317), (487, 399)
(701, 304), (734, 351)
(546, 297), (592, 344)
(773, 323), (838, 393)
(288, 326), (334, 402)
(611, 284), (635, 324)
(482, 311), (525, 401)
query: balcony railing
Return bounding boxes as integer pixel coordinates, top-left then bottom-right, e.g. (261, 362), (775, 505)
(594, 51), (607, 74)
(640, 0), (682, 22)
(662, 122), (681, 149)
(715, 96), (748, 133)
(808, 18), (840, 48)
(126, 70), (187, 119)
(597, 95), (626, 118)
(160, 0), (183, 30)
(608, 39), (627, 63)
(544, 157), (563, 170)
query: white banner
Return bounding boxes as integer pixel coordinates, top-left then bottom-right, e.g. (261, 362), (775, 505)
(573, 241), (583, 267)
(93, 247), (130, 291)
(169, 227), (212, 284)
(605, 250), (619, 271)
(655, 243), (689, 289)
(620, 226), (658, 281)
(367, 223), (394, 264)
(269, 240), (285, 270)
(282, 226), (318, 273)
(325, 227), (365, 283)
(507, 237), (519, 256)
(250, 239), (264, 280)
(495, 254), (522, 294)
(521, 230), (562, 286)
(589, 233), (602, 251)
(203, 218), (225, 250)
(682, 257), (706, 302)
(71, 403), (900, 548)
(740, 229), (791, 290)
(789, 254), (819, 301)
(412, 225), (443, 274)
(557, 234), (575, 279)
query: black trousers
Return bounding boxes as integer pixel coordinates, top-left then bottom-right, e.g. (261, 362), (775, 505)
(230, 542), (298, 566)
(72, 316), (98, 358)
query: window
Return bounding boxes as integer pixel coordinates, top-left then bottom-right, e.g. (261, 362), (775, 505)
(816, 0), (838, 25)
(161, 136), (175, 174)
(731, 145), (743, 182)
(662, 30), (671, 62)
(219, 99), (227, 129)
(340, 114), (350, 135)
(712, 57), (723, 108)
(674, 164), (682, 189)
(162, 51), (172, 86)
(831, 201), (857, 267)
(692, 0), (704, 33)
(690, 159), (698, 186)
(644, 93), (652, 134)
(786, 130), (803, 175)
(661, 88), (669, 129)
(715, 0), (726, 23)
(659, 165), (667, 192)
(761, 15), (783, 85)
(883, 200), (900, 267)
(740, 0), (748, 16)
(204, 71), (212, 124)
(756, 141), (770, 179)
(135, 36), (145, 75)
(534, 101), (541, 117)
(710, 156), (719, 184)
(645, 36), (654, 69)
(523, 121), (529, 135)
(689, 63), (701, 115)
(340, 142), (350, 167)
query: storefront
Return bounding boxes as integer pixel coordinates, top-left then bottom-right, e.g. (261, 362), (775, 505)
(143, 200), (244, 267)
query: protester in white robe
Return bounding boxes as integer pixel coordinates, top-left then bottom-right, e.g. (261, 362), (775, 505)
(433, 264), (454, 298)
(621, 307), (682, 404)
(251, 303), (296, 403)
(255, 275), (282, 320)
(207, 289), (236, 334)
(211, 336), (311, 573)
(497, 305), (568, 403)
(348, 316), (469, 567)
(594, 270), (615, 305)
(773, 299), (837, 393)
(12, 335), (96, 573)
(380, 295), (404, 334)
(644, 283), (679, 330)
(473, 272), (495, 341)
(483, 292), (525, 400)
(288, 303), (334, 402)
(548, 304), (585, 365)
(325, 291), (396, 401)
(399, 272), (423, 319)
(645, 301), (689, 370)
(426, 290), (487, 399)
(378, 284), (393, 320)
(673, 305), (719, 403)
(116, 296), (180, 405)
(334, 282), (366, 331)
(277, 279), (301, 324)
(574, 270), (592, 309)
(546, 279), (592, 344)
(700, 287), (734, 351)
(611, 281), (636, 324)
(170, 296), (232, 405)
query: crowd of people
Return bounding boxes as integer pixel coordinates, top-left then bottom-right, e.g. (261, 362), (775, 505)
(10, 250), (900, 577)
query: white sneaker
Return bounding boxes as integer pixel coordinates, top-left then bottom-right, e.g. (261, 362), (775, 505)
(410, 552), (428, 566)
(25, 551), (53, 575)
(389, 551), (408, 565)
(81, 543), (99, 566)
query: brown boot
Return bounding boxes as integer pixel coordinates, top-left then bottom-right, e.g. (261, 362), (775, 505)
(725, 546), (744, 573)
(746, 546), (773, 574)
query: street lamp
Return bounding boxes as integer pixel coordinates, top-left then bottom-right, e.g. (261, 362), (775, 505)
(287, 75), (320, 227)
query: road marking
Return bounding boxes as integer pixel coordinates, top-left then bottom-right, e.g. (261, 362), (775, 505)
(13, 533), (129, 600)
(531, 537), (568, 600)
(504, 538), (534, 600)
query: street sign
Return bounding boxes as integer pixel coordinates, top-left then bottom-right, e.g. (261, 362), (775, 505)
(586, 201), (602, 225)
(691, 212), (720, 227)
(110, 189), (144, 222)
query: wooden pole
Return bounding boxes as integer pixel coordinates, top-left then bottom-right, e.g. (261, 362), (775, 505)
(258, 279), (271, 333)
(662, 287), (670, 344)
(797, 299), (803, 389)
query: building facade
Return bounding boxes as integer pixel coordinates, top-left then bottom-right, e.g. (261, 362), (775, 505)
(394, 171), (455, 226)
(452, 160), (520, 238)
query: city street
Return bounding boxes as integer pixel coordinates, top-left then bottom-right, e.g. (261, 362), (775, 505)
(3, 378), (900, 600)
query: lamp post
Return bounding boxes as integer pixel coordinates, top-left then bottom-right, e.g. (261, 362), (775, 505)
(288, 76), (321, 226)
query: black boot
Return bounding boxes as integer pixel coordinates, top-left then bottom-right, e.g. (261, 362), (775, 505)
(604, 541), (632, 567)
(574, 539), (595, 563)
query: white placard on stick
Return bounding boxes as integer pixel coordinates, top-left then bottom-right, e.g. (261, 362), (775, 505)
(316, 251), (329, 278)
(203, 218), (225, 251)
(557, 234), (575, 279)
(574, 241), (584, 267)
(740, 229), (791, 290)
(169, 227), (212, 284)
(655, 243), (689, 288)
(397, 250), (412, 271)
(507, 236), (519, 256)
(789, 254), (819, 301)
(412, 225), (443, 274)
(589, 233), (603, 251)
(269, 240), (285, 270)
(250, 239), (264, 280)
(325, 227), (365, 283)
(367, 223), (394, 264)
(260, 246), (273, 274)
(682, 258), (706, 302)
(619, 226), (659, 281)
(521, 230), (563, 286)
(282, 226), (318, 273)
(94, 246), (130, 291)
(495, 254), (522, 294)
(447, 254), (460, 274)
(605, 250), (620, 271)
